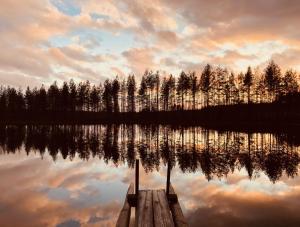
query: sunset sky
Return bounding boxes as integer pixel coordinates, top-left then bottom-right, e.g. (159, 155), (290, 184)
(1, 0), (300, 87)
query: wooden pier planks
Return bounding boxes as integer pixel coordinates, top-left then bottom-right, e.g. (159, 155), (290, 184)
(136, 190), (154, 227)
(152, 190), (175, 227)
(117, 184), (188, 227)
(135, 189), (175, 227)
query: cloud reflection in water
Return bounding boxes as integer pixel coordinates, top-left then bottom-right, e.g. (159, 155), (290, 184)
(0, 125), (299, 226)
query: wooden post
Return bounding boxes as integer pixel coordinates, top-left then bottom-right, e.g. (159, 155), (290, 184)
(135, 159), (139, 196)
(166, 159), (171, 196)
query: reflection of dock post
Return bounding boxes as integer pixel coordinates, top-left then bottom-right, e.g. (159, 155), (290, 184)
(166, 159), (171, 196)
(135, 159), (139, 227)
(135, 159), (139, 196)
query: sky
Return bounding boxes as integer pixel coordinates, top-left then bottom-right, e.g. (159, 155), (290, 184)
(1, 0), (300, 87)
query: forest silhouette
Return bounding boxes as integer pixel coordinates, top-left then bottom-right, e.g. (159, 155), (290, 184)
(0, 61), (299, 126)
(0, 124), (299, 183)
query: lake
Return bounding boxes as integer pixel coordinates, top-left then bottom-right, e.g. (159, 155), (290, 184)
(0, 125), (300, 227)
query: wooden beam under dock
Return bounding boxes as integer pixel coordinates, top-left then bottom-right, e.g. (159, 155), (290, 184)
(116, 183), (134, 227)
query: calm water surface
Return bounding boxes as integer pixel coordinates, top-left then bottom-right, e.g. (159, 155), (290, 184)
(0, 125), (300, 227)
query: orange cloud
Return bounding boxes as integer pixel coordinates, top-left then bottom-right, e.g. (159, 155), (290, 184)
(156, 30), (179, 49)
(122, 47), (156, 76)
(0, 153), (127, 227)
(186, 187), (300, 227)
(1, 0), (300, 86)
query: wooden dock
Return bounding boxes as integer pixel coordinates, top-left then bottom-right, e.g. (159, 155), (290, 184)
(116, 160), (188, 227)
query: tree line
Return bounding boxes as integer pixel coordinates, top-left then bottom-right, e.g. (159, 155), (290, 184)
(0, 60), (298, 113)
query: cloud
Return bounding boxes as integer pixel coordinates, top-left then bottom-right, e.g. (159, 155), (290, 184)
(0, 71), (43, 88)
(206, 50), (256, 70)
(0, 0), (72, 45)
(0, 153), (124, 227)
(160, 57), (177, 67)
(88, 215), (110, 223)
(48, 47), (104, 82)
(111, 67), (127, 78)
(0, 0), (124, 86)
(56, 219), (81, 227)
(121, 0), (177, 32)
(166, 0), (300, 43)
(156, 31), (179, 49)
(1, 0), (300, 87)
(122, 47), (156, 76)
(58, 46), (108, 62)
(186, 189), (300, 227)
(271, 48), (300, 70)
(0, 46), (53, 79)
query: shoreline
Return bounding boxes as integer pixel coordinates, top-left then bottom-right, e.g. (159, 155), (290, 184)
(0, 103), (299, 130)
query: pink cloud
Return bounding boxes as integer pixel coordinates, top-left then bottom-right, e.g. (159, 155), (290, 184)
(1, 0), (300, 86)
(122, 47), (156, 76)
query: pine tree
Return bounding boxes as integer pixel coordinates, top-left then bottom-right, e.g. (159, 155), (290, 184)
(84, 81), (91, 111)
(25, 87), (33, 111)
(168, 75), (176, 110)
(200, 64), (214, 107)
(145, 71), (155, 111)
(112, 77), (120, 113)
(154, 71), (160, 111)
(138, 75), (148, 111)
(69, 79), (77, 111)
(127, 75), (136, 112)
(48, 81), (60, 111)
(161, 76), (170, 111)
(61, 82), (70, 111)
(264, 60), (281, 101)
(281, 70), (299, 96)
(38, 85), (47, 111)
(243, 66), (254, 104)
(0, 87), (7, 111)
(102, 80), (113, 112)
(120, 79), (127, 112)
(177, 71), (190, 110)
(189, 71), (199, 110)
(90, 85), (100, 111)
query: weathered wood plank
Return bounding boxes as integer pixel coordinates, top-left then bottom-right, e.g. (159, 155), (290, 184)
(139, 190), (154, 227)
(136, 190), (147, 226)
(145, 190), (154, 227)
(153, 190), (163, 227)
(169, 185), (188, 227)
(153, 190), (175, 227)
(118, 184), (187, 227)
(158, 190), (175, 227)
(116, 183), (134, 227)
(136, 190), (154, 227)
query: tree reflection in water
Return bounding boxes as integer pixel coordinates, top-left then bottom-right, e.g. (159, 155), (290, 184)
(0, 125), (299, 183)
